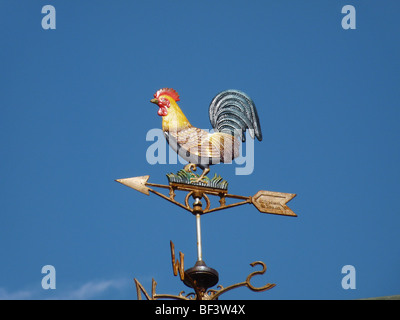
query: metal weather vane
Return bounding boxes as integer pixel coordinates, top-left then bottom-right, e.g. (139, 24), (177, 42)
(115, 174), (296, 217)
(116, 88), (297, 300)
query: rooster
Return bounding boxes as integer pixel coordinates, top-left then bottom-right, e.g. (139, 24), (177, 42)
(150, 88), (262, 183)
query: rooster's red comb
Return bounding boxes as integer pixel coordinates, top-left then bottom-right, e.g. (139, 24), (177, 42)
(154, 88), (180, 101)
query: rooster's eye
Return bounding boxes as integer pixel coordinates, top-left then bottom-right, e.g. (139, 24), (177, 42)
(159, 98), (170, 107)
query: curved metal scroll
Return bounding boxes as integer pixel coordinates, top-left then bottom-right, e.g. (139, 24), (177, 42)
(206, 261), (275, 299)
(134, 260), (275, 300)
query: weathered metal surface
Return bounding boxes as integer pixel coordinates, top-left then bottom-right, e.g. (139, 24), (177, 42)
(118, 88), (298, 300)
(170, 241), (185, 281)
(115, 176), (150, 195)
(115, 175), (297, 217)
(151, 88), (262, 183)
(133, 241), (275, 300)
(116, 174), (296, 300)
(167, 169), (228, 190)
(252, 190), (297, 217)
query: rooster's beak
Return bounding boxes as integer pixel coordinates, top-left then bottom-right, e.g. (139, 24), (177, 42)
(150, 98), (158, 104)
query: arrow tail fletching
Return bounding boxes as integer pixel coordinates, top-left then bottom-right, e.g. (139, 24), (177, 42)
(252, 190), (297, 217)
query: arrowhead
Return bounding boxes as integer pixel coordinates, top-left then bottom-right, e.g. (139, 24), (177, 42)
(252, 190), (297, 217)
(115, 175), (150, 195)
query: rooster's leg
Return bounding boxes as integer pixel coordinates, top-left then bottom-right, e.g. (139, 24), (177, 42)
(184, 163), (197, 173)
(191, 167), (210, 184)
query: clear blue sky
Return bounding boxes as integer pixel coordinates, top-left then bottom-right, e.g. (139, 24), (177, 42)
(1, 1), (399, 300)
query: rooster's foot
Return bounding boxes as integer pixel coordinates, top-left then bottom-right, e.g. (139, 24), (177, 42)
(190, 176), (208, 184)
(190, 168), (210, 184)
(184, 163), (197, 173)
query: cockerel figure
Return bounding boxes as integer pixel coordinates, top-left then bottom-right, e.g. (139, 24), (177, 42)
(150, 88), (262, 183)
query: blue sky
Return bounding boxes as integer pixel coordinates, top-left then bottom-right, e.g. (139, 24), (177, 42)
(0, 1), (399, 300)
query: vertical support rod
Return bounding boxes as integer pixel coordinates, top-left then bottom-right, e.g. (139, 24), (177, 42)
(196, 213), (202, 261)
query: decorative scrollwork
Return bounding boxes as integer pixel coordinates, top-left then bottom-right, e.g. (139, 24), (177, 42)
(246, 261), (276, 292)
(206, 261), (275, 300)
(134, 260), (275, 300)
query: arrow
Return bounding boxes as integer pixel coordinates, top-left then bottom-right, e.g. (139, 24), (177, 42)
(115, 175), (192, 212)
(251, 190), (297, 217)
(115, 175), (297, 217)
(115, 175), (150, 195)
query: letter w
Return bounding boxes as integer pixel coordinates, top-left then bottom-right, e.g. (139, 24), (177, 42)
(170, 241), (185, 281)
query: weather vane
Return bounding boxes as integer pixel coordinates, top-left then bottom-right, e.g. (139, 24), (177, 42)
(116, 88), (297, 300)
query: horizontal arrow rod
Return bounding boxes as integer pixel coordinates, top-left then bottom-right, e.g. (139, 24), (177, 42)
(116, 176), (297, 217)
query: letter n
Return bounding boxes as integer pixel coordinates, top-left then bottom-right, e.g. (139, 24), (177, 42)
(134, 278), (157, 300)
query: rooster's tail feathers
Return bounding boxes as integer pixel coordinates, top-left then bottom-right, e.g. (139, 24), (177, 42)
(208, 90), (262, 142)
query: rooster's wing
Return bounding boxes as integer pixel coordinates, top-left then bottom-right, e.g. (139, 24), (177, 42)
(166, 127), (239, 166)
